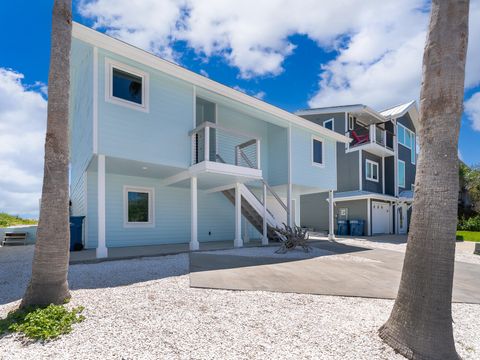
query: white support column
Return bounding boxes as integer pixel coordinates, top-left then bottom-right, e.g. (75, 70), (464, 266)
(243, 217), (250, 243)
(287, 125), (293, 227)
(234, 183), (243, 247)
(96, 154), (108, 258)
(204, 126), (210, 162)
(382, 156), (385, 194)
(190, 176), (199, 251)
(328, 190), (335, 240)
(256, 139), (261, 169)
(367, 198), (372, 236)
(262, 184), (268, 245)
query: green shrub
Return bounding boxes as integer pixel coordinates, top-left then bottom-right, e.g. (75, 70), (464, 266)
(0, 304), (85, 341)
(457, 215), (480, 231)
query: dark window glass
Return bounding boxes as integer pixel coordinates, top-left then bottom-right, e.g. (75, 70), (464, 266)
(112, 68), (143, 105)
(324, 120), (333, 130)
(128, 191), (149, 222)
(313, 139), (323, 164)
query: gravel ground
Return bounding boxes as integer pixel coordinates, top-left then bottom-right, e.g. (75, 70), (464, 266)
(0, 246), (479, 359)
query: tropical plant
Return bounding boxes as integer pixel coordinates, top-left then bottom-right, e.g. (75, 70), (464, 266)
(21, 0), (73, 307)
(378, 1), (470, 359)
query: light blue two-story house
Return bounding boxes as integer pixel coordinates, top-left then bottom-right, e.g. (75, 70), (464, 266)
(69, 22), (349, 258)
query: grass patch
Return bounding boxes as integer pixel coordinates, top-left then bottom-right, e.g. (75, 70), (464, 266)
(456, 231), (480, 242)
(0, 304), (84, 341)
(0, 213), (37, 228)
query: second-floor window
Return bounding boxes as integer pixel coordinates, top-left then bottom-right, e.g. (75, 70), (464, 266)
(106, 58), (149, 112)
(398, 160), (406, 188)
(397, 123), (416, 164)
(312, 137), (324, 166)
(323, 118), (334, 131)
(365, 159), (379, 182)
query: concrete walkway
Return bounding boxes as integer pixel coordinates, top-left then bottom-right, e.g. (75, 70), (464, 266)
(189, 239), (480, 304)
(69, 239), (268, 264)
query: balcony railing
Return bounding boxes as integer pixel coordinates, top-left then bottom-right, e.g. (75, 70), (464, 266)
(347, 123), (394, 151)
(189, 121), (260, 169)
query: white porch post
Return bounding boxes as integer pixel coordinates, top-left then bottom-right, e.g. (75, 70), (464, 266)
(367, 198), (372, 236)
(190, 176), (199, 250)
(96, 154), (108, 258)
(243, 217), (250, 243)
(204, 126), (210, 162)
(234, 183), (243, 247)
(262, 183), (268, 245)
(287, 183), (292, 227)
(328, 190), (335, 240)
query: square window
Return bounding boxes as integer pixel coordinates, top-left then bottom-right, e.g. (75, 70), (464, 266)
(312, 138), (323, 165)
(106, 59), (149, 112)
(112, 68), (143, 105)
(124, 186), (154, 227)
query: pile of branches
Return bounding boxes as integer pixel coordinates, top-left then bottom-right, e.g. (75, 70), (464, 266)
(274, 224), (312, 254)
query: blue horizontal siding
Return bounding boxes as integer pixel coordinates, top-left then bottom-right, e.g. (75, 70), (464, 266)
(85, 172), (238, 248)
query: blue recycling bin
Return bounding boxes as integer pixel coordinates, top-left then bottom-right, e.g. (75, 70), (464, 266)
(337, 220), (349, 236)
(69, 216), (85, 251)
(349, 219), (365, 236)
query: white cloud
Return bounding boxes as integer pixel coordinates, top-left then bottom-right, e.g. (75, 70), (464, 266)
(0, 68), (47, 218)
(199, 69), (209, 78)
(465, 92), (480, 131)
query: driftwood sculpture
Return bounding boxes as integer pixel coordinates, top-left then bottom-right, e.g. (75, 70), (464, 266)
(274, 224), (312, 254)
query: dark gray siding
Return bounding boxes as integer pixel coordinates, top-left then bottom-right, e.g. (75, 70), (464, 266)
(384, 156), (395, 195)
(335, 199), (368, 235)
(362, 151), (383, 194)
(300, 192), (329, 231)
(300, 113), (345, 135)
(397, 113), (417, 192)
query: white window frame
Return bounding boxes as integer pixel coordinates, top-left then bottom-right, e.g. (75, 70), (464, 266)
(348, 115), (355, 131)
(397, 123), (415, 149)
(365, 159), (379, 183)
(323, 118), (334, 131)
(105, 58), (149, 112)
(123, 186), (155, 228)
(398, 160), (406, 189)
(311, 135), (325, 167)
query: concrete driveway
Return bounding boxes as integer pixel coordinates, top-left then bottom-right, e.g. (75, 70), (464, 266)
(189, 237), (480, 304)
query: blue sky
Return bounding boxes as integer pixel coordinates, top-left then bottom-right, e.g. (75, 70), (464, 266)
(1, 0), (480, 217)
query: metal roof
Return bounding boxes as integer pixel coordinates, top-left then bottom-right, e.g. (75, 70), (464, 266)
(380, 100), (416, 118)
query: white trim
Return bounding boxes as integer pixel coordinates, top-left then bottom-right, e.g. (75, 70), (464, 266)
(382, 157), (385, 194)
(328, 190), (335, 240)
(367, 198), (371, 236)
(323, 118), (334, 131)
(104, 58), (150, 112)
(123, 185), (155, 228)
(311, 135), (325, 167)
(398, 159), (406, 189)
(358, 150), (363, 191)
(365, 159), (379, 183)
(92, 47), (98, 154)
(83, 172), (89, 248)
(234, 183), (243, 247)
(262, 184), (268, 245)
(333, 193), (413, 203)
(96, 155), (107, 258)
(297, 105), (385, 123)
(73, 22), (350, 143)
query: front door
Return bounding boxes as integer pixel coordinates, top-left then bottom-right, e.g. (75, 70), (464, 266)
(397, 204), (408, 234)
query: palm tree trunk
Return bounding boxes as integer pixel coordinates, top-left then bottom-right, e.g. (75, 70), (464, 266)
(21, 0), (72, 307)
(379, 1), (469, 359)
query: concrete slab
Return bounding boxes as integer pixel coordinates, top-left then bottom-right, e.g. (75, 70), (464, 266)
(189, 241), (480, 304)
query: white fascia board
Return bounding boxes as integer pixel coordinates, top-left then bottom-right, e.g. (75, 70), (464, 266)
(72, 22), (350, 144)
(296, 105), (385, 124)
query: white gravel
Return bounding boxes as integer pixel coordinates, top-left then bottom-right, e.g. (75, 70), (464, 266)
(0, 246), (479, 359)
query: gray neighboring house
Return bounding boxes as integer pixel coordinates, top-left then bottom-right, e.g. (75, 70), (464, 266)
(297, 101), (418, 236)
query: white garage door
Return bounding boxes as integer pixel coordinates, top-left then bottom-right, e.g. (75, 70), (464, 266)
(372, 201), (390, 235)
